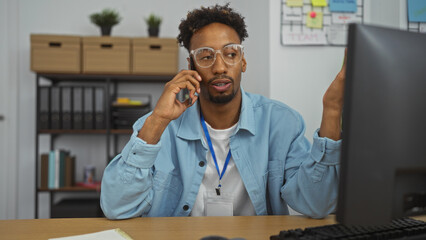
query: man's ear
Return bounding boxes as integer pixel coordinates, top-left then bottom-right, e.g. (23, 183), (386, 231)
(241, 56), (247, 73)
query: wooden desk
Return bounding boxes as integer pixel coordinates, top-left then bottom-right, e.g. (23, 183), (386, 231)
(1, 215), (425, 240)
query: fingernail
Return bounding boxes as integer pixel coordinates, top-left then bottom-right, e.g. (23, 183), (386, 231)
(197, 75), (202, 81)
(197, 88), (200, 93)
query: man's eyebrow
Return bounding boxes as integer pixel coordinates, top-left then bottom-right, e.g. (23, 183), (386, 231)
(204, 42), (240, 49)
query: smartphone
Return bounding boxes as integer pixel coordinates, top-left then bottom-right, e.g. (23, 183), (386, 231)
(176, 58), (196, 103)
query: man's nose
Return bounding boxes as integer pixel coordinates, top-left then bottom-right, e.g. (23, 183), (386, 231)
(211, 52), (227, 74)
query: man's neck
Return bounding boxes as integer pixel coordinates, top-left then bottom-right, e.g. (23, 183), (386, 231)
(199, 92), (242, 130)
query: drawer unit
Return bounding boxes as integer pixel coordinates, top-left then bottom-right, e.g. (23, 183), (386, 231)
(132, 38), (178, 75)
(82, 37), (131, 74)
(31, 34), (81, 73)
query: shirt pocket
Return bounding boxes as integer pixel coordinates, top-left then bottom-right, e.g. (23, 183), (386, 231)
(149, 170), (183, 217)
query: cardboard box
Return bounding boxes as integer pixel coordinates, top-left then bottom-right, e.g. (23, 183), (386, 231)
(82, 37), (130, 74)
(132, 38), (178, 75)
(31, 34), (81, 73)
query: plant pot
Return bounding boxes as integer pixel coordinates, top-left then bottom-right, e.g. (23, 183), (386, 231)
(100, 25), (112, 36)
(148, 27), (159, 37)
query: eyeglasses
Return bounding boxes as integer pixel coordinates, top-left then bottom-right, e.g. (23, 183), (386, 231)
(190, 44), (244, 68)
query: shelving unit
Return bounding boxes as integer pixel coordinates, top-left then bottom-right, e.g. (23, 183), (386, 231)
(34, 73), (173, 218)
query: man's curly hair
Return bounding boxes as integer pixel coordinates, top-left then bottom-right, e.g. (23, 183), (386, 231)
(177, 3), (248, 52)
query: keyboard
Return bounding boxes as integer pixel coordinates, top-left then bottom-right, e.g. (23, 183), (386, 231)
(270, 217), (426, 240)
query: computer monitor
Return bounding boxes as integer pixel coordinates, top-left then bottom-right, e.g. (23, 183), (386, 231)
(336, 23), (426, 226)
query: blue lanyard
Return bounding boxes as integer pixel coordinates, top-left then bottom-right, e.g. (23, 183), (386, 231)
(200, 112), (232, 195)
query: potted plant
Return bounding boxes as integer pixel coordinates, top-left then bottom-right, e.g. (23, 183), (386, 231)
(90, 8), (122, 36)
(145, 13), (162, 37)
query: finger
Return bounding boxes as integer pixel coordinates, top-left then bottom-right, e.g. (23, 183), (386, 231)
(168, 76), (199, 98)
(173, 69), (202, 82)
(181, 92), (198, 107)
(342, 48), (347, 71)
(188, 94), (198, 107)
(176, 74), (201, 93)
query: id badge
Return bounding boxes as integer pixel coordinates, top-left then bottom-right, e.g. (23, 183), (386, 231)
(204, 190), (234, 216)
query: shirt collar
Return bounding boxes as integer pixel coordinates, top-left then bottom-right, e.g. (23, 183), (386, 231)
(177, 87), (256, 141)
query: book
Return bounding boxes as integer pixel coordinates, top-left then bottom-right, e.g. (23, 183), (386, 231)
(48, 150), (69, 189)
(95, 87), (105, 129)
(40, 154), (49, 189)
(65, 156), (75, 187)
(48, 151), (56, 189)
(83, 87), (94, 129)
(57, 150), (68, 188)
(61, 87), (72, 129)
(51, 87), (61, 129)
(39, 87), (50, 129)
(72, 87), (83, 129)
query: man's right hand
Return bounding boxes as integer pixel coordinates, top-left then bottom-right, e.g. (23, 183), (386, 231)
(137, 70), (202, 144)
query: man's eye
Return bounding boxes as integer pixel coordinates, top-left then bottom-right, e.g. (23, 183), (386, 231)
(226, 53), (237, 58)
(200, 55), (213, 60)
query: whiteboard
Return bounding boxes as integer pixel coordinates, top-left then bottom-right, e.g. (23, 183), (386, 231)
(281, 0), (364, 46)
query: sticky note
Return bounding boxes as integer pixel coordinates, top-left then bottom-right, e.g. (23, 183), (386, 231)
(329, 0), (357, 13)
(408, 0), (426, 22)
(312, 0), (327, 7)
(286, 0), (304, 7)
(306, 11), (323, 28)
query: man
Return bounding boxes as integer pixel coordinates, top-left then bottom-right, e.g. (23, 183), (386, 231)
(101, 4), (344, 219)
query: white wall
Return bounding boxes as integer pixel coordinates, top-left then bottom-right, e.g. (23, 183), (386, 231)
(0, 0), (19, 220)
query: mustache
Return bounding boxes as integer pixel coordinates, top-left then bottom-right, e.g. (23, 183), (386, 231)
(208, 75), (234, 84)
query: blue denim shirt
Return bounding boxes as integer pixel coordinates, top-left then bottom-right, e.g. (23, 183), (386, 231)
(100, 88), (341, 219)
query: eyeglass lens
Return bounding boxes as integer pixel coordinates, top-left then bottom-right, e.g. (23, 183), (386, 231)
(194, 45), (242, 68)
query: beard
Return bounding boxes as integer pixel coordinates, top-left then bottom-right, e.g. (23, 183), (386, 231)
(202, 74), (238, 104)
(209, 92), (236, 104)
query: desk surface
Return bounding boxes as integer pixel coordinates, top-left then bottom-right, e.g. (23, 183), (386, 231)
(1, 215), (425, 240)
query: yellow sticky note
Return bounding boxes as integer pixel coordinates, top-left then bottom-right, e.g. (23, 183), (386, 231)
(306, 11), (323, 29)
(312, 0), (327, 7)
(286, 0), (303, 7)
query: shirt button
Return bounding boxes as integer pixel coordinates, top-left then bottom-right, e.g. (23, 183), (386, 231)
(183, 205), (189, 211)
(199, 161), (205, 167)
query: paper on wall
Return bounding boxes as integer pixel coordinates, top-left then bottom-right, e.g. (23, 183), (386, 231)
(329, 0), (357, 13)
(282, 26), (327, 45)
(283, 5), (303, 22)
(420, 23), (426, 33)
(327, 24), (348, 45)
(286, 0), (304, 7)
(307, 11), (324, 29)
(331, 13), (357, 24)
(312, 0), (327, 7)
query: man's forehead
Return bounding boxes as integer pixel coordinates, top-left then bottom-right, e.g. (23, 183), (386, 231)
(189, 22), (241, 50)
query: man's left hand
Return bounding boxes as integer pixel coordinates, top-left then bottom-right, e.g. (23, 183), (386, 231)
(319, 48), (347, 140)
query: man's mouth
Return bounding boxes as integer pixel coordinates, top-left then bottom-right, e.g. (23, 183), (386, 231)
(210, 79), (232, 92)
(213, 82), (229, 87)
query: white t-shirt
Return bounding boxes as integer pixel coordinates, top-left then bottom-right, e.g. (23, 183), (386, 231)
(190, 121), (256, 216)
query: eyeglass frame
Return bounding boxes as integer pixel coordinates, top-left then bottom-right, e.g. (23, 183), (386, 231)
(189, 43), (245, 68)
